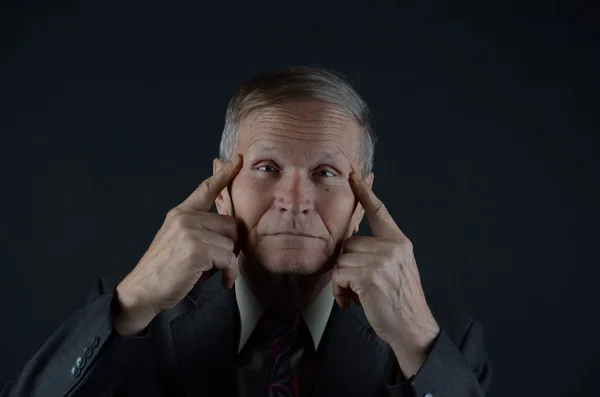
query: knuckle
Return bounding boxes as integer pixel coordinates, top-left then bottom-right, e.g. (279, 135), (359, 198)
(343, 236), (362, 252)
(331, 268), (341, 282)
(170, 212), (189, 229)
(222, 214), (236, 227)
(343, 236), (356, 248)
(333, 288), (344, 298)
(199, 178), (214, 194)
(363, 266), (375, 279)
(178, 232), (198, 256)
(401, 238), (413, 250)
(373, 270), (387, 289)
(222, 216), (239, 237)
(373, 202), (389, 218)
(391, 243), (404, 257)
(166, 207), (183, 220)
(224, 237), (235, 252)
(190, 247), (211, 270)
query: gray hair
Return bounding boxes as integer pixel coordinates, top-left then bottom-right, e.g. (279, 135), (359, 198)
(218, 66), (376, 177)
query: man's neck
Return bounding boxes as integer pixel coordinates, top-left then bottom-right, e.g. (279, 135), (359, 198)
(237, 253), (334, 311)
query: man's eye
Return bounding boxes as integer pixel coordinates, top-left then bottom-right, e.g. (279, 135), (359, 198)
(315, 170), (335, 177)
(257, 165), (277, 172)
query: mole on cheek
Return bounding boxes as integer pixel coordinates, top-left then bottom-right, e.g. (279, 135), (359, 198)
(325, 188), (330, 192)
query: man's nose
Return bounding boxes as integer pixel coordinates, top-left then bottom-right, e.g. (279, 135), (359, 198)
(273, 170), (315, 216)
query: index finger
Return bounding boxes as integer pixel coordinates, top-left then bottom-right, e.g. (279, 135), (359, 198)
(179, 154), (243, 212)
(349, 172), (405, 241)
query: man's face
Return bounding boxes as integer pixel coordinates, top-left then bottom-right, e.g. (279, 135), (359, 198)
(215, 101), (372, 276)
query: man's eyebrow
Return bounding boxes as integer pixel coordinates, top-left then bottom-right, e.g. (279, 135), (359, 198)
(316, 150), (347, 164)
(246, 145), (346, 163)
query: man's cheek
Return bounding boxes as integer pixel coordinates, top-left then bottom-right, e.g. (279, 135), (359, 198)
(231, 182), (263, 225)
(320, 194), (355, 228)
(322, 190), (355, 210)
(235, 173), (274, 197)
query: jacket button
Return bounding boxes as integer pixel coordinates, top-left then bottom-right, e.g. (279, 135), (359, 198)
(424, 394), (434, 397)
(75, 356), (86, 369)
(90, 336), (100, 348)
(83, 346), (93, 359)
(71, 366), (81, 378)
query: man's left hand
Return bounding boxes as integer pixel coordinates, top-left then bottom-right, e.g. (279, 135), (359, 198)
(332, 172), (440, 378)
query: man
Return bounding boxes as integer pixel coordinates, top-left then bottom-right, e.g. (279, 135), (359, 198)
(2, 67), (493, 397)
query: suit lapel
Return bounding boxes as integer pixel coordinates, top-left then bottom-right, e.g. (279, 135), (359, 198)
(166, 274), (393, 397)
(310, 302), (392, 397)
(169, 277), (240, 397)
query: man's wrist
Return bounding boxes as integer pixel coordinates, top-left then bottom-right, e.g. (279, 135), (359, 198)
(390, 322), (440, 379)
(112, 283), (157, 336)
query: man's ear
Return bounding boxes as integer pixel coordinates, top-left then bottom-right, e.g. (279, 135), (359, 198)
(213, 158), (234, 216)
(350, 172), (374, 234)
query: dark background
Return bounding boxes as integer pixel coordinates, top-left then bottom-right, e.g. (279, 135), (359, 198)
(1, 0), (597, 396)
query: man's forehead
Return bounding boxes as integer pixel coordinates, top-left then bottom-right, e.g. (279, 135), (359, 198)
(247, 101), (352, 124)
(240, 103), (360, 140)
(235, 102), (362, 167)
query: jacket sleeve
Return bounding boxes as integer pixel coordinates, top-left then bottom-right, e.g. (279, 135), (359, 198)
(385, 319), (493, 397)
(0, 276), (158, 397)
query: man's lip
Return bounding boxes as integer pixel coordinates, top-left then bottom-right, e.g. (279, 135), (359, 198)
(267, 233), (322, 239)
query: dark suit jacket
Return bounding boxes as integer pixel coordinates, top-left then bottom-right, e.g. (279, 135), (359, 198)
(2, 271), (493, 397)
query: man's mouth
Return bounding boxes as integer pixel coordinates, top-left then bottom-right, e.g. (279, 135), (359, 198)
(268, 232), (321, 239)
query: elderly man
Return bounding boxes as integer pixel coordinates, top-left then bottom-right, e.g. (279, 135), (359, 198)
(2, 67), (492, 397)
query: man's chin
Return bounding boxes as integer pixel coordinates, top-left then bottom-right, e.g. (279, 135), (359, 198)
(258, 251), (334, 277)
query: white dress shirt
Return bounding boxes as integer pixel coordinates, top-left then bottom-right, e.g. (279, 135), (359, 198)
(234, 271), (334, 397)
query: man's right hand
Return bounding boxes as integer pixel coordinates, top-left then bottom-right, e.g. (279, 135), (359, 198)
(113, 154), (243, 336)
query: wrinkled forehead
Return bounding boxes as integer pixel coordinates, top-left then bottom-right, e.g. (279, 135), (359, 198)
(236, 101), (362, 165)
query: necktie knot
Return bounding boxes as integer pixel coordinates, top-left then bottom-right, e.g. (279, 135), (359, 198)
(260, 308), (301, 347)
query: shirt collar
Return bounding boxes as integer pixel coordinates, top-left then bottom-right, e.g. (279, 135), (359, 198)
(235, 271), (334, 353)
